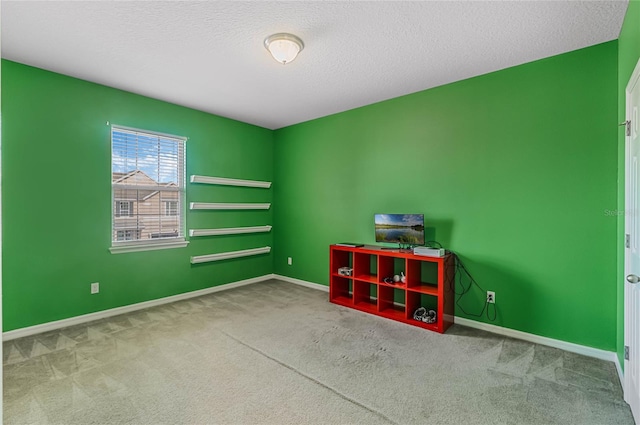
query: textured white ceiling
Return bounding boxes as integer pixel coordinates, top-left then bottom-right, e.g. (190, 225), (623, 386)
(1, 1), (629, 130)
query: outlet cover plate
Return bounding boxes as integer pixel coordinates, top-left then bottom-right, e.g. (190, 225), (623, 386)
(487, 291), (495, 304)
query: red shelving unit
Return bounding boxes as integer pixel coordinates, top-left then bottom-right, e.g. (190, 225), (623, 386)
(329, 244), (455, 333)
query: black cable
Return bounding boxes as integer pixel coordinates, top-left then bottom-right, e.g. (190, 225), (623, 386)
(421, 241), (496, 322)
(424, 240), (443, 248)
(445, 257), (456, 293)
(486, 302), (497, 321)
(452, 252), (496, 322)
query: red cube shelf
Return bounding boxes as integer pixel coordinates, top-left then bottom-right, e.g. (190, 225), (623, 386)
(329, 244), (455, 333)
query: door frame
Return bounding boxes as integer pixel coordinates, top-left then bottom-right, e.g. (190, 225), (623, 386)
(624, 57), (640, 416)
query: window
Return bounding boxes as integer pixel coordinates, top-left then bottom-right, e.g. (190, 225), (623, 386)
(111, 126), (188, 253)
(116, 230), (141, 241)
(164, 201), (178, 216)
(115, 201), (134, 217)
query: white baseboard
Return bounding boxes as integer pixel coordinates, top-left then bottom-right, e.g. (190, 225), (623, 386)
(273, 274), (329, 292)
(615, 354), (624, 387)
(3, 274), (274, 341)
(454, 316), (618, 363)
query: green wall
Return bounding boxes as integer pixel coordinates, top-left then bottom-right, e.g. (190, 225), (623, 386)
(617, 0), (640, 367)
(1, 60), (274, 331)
(274, 41), (618, 350)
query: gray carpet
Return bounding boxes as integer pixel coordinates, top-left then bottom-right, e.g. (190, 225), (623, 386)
(3, 279), (634, 424)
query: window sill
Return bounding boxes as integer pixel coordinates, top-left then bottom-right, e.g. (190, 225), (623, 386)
(109, 240), (189, 254)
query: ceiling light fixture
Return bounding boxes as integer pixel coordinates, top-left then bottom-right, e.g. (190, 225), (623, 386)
(264, 33), (304, 65)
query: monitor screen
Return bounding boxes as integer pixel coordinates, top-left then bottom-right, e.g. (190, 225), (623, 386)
(374, 214), (425, 246)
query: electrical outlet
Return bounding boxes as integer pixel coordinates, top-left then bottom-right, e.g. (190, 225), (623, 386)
(91, 282), (99, 294)
(287, 257), (292, 266)
(487, 291), (495, 304)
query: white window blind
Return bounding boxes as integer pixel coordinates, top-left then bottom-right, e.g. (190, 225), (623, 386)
(111, 126), (187, 252)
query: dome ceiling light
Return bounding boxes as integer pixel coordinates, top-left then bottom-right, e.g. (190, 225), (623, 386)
(264, 33), (304, 65)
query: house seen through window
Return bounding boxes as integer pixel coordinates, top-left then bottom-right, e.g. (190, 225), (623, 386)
(111, 126), (187, 252)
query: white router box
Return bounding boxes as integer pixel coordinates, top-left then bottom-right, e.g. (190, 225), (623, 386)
(413, 247), (446, 257)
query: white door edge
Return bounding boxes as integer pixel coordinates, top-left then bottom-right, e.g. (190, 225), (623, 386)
(624, 57), (640, 417)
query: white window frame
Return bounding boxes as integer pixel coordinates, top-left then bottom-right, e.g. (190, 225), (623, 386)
(110, 125), (189, 254)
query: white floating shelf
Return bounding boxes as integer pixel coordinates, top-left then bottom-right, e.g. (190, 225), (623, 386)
(190, 246), (271, 264)
(190, 202), (270, 210)
(190, 175), (271, 188)
(189, 225), (272, 237)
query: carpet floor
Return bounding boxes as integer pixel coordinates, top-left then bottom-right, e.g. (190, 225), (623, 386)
(3, 279), (634, 424)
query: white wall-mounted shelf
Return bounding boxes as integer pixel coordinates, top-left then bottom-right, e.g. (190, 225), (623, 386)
(190, 175), (271, 188)
(190, 246), (271, 264)
(190, 202), (270, 210)
(189, 225), (272, 237)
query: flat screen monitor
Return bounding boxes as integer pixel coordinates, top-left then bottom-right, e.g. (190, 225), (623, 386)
(375, 214), (425, 246)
